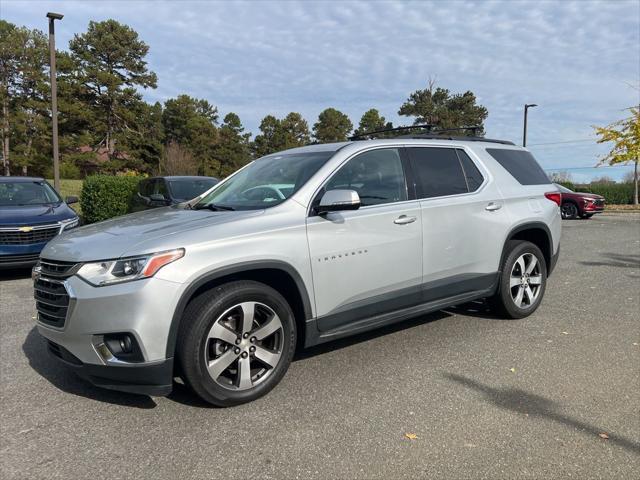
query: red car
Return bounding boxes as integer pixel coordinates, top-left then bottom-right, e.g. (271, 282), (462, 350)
(555, 183), (605, 219)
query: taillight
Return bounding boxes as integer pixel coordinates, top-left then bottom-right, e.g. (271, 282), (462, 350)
(545, 192), (562, 206)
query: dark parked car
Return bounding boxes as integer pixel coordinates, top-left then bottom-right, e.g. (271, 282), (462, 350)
(0, 177), (79, 268)
(555, 183), (605, 219)
(133, 176), (218, 211)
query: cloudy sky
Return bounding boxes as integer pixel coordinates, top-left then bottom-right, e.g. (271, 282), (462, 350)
(3, 0), (639, 180)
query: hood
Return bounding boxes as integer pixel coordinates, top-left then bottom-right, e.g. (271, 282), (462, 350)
(575, 192), (604, 200)
(42, 206), (263, 262)
(0, 203), (77, 226)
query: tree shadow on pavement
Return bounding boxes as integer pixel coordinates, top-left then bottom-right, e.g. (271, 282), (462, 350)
(22, 327), (157, 409)
(443, 372), (640, 454)
(0, 267), (32, 281)
(580, 252), (640, 269)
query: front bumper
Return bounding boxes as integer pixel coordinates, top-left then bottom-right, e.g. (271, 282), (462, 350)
(0, 243), (46, 269)
(35, 273), (184, 396)
(45, 339), (173, 396)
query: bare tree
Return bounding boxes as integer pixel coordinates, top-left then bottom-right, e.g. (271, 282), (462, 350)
(159, 141), (198, 175)
(622, 170), (636, 184)
(591, 175), (616, 185)
(548, 171), (573, 183)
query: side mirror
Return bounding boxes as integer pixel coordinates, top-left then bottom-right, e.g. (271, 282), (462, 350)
(149, 193), (168, 204)
(316, 189), (361, 215)
(65, 195), (79, 205)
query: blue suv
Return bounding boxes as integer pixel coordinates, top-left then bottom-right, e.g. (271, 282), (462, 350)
(0, 177), (79, 268)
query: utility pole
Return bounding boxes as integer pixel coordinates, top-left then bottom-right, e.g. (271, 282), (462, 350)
(522, 103), (537, 147)
(47, 12), (63, 190)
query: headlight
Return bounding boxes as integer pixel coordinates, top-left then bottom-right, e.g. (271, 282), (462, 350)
(76, 248), (184, 286)
(60, 217), (79, 231)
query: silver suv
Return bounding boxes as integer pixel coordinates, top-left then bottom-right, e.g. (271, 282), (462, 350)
(33, 136), (561, 406)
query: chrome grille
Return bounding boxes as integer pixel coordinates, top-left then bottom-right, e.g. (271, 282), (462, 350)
(34, 258), (79, 328)
(0, 224), (60, 245)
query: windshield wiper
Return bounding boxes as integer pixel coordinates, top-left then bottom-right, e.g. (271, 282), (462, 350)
(194, 203), (235, 211)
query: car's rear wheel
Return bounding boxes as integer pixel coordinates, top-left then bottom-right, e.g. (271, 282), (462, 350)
(561, 202), (578, 219)
(491, 240), (547, 319)
(177, 280), (296, 406)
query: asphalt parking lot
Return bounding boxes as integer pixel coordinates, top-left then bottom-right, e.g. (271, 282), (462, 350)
(1, 214), (639, 479)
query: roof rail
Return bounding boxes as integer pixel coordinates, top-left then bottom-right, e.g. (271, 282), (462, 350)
(349, 124), (434, 141)
(398, 134), (515, 145)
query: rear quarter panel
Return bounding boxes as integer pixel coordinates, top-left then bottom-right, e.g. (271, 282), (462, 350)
(474, 147), (561, 256)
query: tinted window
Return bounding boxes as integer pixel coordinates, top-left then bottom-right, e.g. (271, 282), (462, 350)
(486, 148), (550, 185)
(408, 147), (468, 198)
(139, 180), (153, 197)
(324, 148), (407, 207)
(456, 149), (484, 192)
(154, 179), (169, 197)
(168, 178), (217, 201)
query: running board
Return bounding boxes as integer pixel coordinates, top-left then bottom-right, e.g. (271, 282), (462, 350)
(305, 288), (493, 347)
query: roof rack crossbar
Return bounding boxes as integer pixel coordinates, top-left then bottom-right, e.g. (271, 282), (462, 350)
(348, 124), (514, 145)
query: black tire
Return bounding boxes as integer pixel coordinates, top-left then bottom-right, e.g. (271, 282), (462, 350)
(561, 202), (578, 219)
(177, 280), (296, 407)
(490, 240), (547, 319)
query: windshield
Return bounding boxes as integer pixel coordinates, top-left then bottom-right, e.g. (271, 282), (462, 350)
(0, 181), (62, 206)
(194, 151), (334, 210)
(169, 178), (218, 201)
(554, 183), (574, 193)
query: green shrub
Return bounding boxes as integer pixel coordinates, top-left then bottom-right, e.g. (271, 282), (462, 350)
(81, 175), (141, 224)
(556, 180), (576, 191)
(574, 182), (634, 205)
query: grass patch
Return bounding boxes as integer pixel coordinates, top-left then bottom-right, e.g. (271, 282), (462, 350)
(48, 179), (83, 216)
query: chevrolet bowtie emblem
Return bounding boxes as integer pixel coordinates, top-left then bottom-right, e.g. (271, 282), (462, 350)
(19, 226), (34, 232)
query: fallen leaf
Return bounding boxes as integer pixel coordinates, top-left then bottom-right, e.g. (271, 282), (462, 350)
(404, 433), (418, 440)
(633, 343), (638, 346)
(562, 331), (569, 335)
(510, 368), (516, 373)
(598, 433), (609, 440)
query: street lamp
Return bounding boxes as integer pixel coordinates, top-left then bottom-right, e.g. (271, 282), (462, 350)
(47, 12), (63, 191)
(522, 103), (537, 147)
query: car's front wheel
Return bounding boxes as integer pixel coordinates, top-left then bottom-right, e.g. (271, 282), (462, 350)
(491, 240), (547, 319)
(177, 280), (296, 406)
(561, 202), (578, 219)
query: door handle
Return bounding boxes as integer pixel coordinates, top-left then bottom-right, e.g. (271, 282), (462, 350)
(394, 215), (417, 225)
(485, 202), (502, 212)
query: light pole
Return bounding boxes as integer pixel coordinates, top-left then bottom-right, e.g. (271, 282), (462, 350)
(47, 12), (63, 191)
(522, 103), (537, 147)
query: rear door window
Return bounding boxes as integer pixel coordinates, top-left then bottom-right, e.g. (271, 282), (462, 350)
(407, 147), (468, 199)
(456, 149), (484, 192)
(486, 148), (550, 185)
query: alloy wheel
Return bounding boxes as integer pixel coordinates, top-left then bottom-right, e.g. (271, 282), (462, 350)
(204, 301), (284, 391)
(561, 203), (577, 219)
(509, 253), (543, 309)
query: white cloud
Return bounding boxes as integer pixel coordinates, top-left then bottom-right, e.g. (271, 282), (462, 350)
(3, 0), (639, 169)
